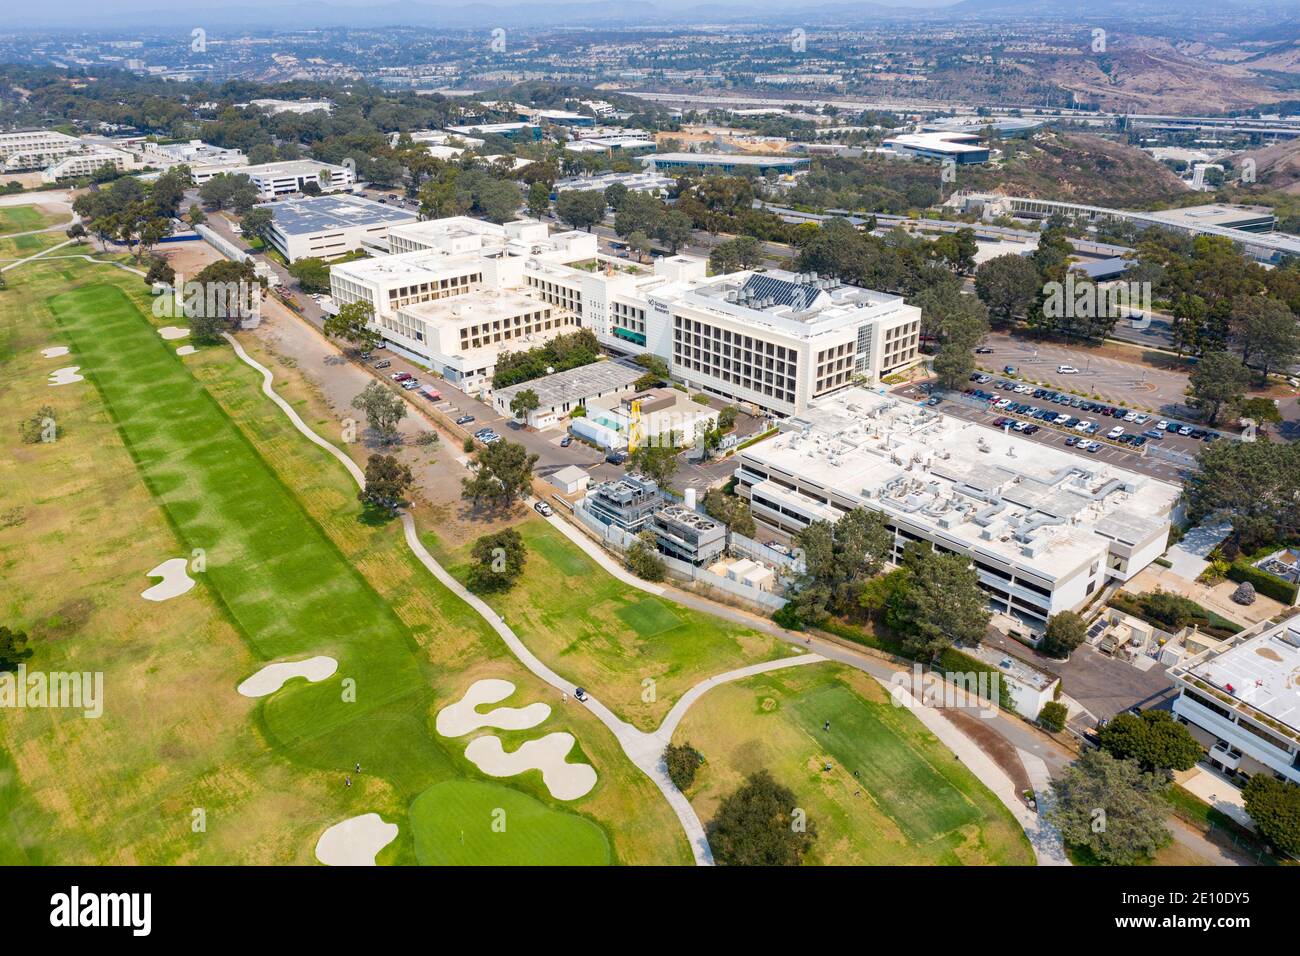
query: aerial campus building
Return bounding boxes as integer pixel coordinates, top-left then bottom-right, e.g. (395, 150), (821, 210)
(0, 129), (86, 171)
(138, 139), (248, 184)
(642, 152), (811, 176)
(328, 216), (922, 413)
(881, 131), (991, 164)
(261, 194), (417, 261)
(1171, 612), (1300, 788)
(735, 388), (1181, 629)
(240, 159), (355, 201)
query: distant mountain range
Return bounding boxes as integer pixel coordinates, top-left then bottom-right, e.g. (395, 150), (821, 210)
(6, 0), (1296, 32)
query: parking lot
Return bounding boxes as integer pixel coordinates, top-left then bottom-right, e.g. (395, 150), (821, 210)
(895, 381), (1196, 483)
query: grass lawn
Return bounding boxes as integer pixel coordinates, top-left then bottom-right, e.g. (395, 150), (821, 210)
(673, 664), (1036, 865)
(439, 518), (786, 730)
(410, 780), (610, 865)
(0, 204), (64, 236)
(0, 259), (689, 865)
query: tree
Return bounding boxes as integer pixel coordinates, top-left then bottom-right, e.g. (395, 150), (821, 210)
(664, 742), (703, 791)
(1242, 775), (1300, 858)
(1096, 710), (1203, 774)
(654, 209), (693, 253)
(144, 256), (175, 288)
(187, 203), (206, 225)
(975, 254), (1042, 325)
(239, 206), (274, 244)
(65, 222), (87, 244)
(1188, 350), (1250, 426)
(554, 189), (607, 232)
(199, 172), (257, 213)
(358, 453), (413, 513)
(323, 300), (379, 352)
(0, 625), (33, 672)
(1184, 439), (1300, 554)
(626, 530), (667, 582)
(889, 544), (990, 658)
(351, 380), (406, 444)
(526, 180), (550, 219)
(509, 388), (540, 422)
(709, 236), (762, 274)
(1230, 296), (1299, 382)
(466, 528), (528, 593)
(627, 230), (652, 262)
(702, 487), (757, 538)
(18, 405), (60, 444)
(461, 439), (538, 510)
(1040, 611), (1087, 659)
(287, 256), (331, 294)
(629, 434), (680, 487)
(707, 770), (816, 866)
(1038, 701), (1068, 733)
(1047, 749), (1172, 865)
(788, 508), (893, 622)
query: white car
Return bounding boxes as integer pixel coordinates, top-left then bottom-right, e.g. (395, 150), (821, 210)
(1054, 414), (1070, 425)
(1133, 414), (1149, 425)
(1156, 419), (1169, 430)
(1057, 365), (1079, 374)
(1074, 419), (1094, 432)
(1107, 426), (1125, 440)
(1124, 411), (1138, 422)
(1178, 425), (1194, 436)
(533, 501), (554, 517)
(995, 398), (1011, 409)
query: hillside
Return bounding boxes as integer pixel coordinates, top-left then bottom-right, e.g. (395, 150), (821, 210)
(959, 132), (1190, 210)
(1233, 139), (1300, 196)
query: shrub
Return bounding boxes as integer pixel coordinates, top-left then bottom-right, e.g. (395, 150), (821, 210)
(1038, 701), (1068, 733)
(664, 742), (703, 791)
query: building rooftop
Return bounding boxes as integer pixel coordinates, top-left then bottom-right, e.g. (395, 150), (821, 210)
(242, 159), (345, 181)
(494, 359), (644, 409)
(1142, 203), (1276, 231)
(884, 132), (990, 155)
(264, 195), (417, 236)
(1182, 614), (1300, 732)
(646, 152), (809, 167)
(742, 388), (1180, 577)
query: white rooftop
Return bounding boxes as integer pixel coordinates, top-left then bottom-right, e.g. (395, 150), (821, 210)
(742, 388), (1179, 577)
(1186, 614), (1300, 731)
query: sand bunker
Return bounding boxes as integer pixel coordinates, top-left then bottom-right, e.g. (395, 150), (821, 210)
(157, 326), (189, 340)
(436, 679), (551, 737)
(47, 366), (83, 386)
(464, 733), (597, 800)
(314, 813), (398, 866)
(140, 558), (196, 602)
(237, 655), (338, 698)
(176, 345), (198, 357)
(41, 346), (70, 358)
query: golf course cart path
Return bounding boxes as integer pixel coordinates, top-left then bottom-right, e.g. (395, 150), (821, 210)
(314, 813), (399, 866)
(436, 678), (551, 736)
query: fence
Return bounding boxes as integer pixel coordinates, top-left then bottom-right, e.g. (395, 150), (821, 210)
(727, 530), (803, 574)
(571, 504), (788, 611)
(195, 223), (250, 264)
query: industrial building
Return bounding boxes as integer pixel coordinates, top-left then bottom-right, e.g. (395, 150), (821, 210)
(492, 360), (645, 429)
(1171, 613), (1300, 788)
(652, 505), (726, 566)
(261, 194), (417, 261)
(140, 140), (247, 183)
(735, 388), (1180, 629)
(571, 386), (721, 451)
(642, 152), (811, 176)
(583, 474), (664, 532)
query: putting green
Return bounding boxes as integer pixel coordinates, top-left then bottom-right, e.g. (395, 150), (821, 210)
(409, 780), (610, 865)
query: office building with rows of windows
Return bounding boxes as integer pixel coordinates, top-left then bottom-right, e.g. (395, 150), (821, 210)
(735, 388), (1180, 629)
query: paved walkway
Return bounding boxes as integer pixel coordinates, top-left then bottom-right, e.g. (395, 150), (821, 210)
(1165, 520), (1232, 581)
(546, 510), (1072, 863)
(223, 330), (826, 865)
(1180, 767), (1254, 830)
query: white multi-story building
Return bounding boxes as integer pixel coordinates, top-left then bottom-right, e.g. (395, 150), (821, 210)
(262, 194), (418, 261)
(388, 129), (485, 150)
(240, 160), (354, 201)
(41, 148), (134, 183)
(0, 130), (84, 171)
(332, 216), (921, 415)
(248, 98), (334, 115)
(553, 171), (674, 196)
(139, 139), (247, 183)
(1171, 613), (1300, 787)
(735, 388), (1180, 629)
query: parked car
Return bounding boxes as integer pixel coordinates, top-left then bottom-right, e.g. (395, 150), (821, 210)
(1057, 365), (1079, 374)
(420, 389), (442, 401)
(1178, 425), (1194, 436)
(533, 501), (554, 517)
(373, 359), (392, 370)
(1084, 441), (1101, 453)
(1065, 435), (1079, 446)
(1107, 426), (1125, 440)
(975, 346), (994, 354)
(559, 435), (572, 447)
(391, 372), (412, 381)
(926, 396), (942, 406)
(1004, 365), (1017, 374)
(454, 415), (475, 425)
(1142, 429), (1165, 440)
(605, 451), (627, 465)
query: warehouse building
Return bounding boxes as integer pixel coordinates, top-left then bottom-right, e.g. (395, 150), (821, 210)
(493, 360), (645, 429)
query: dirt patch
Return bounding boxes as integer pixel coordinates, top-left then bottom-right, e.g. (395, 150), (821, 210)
(941, 705), (1032, 796)
(33, 598), (97, 641)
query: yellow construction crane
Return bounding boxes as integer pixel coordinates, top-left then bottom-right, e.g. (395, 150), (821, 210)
(626, 398), (644, 455)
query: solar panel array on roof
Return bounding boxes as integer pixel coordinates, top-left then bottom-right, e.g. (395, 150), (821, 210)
(741, 274), (817, 309)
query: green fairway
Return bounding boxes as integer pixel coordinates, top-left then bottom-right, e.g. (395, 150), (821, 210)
(0, 205), (63, 235)
(443, 518), (786, 730)
(0, 261), (691, 864)
(674, 664), (1035, 865)
(410, 780), (610, 865)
